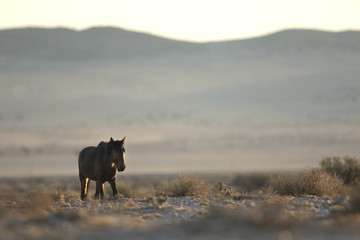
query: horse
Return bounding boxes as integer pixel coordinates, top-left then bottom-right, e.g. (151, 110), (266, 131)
(78, 137), (126, 200)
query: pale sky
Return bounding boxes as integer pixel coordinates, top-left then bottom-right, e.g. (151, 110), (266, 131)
(1, 0), (359, 42)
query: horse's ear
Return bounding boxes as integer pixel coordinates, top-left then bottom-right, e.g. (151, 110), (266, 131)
(110, 137), (114, 143)
(121, 137), (125, 144)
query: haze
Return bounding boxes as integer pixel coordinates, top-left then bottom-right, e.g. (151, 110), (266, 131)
(1, 27), (359, 176)
(0, 1), (359, 177)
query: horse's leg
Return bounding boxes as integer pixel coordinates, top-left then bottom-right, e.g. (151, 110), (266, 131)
(83, 178), (90, 199)
(100, 182), (105, 199)
(108, 178), (119, 198)
(95, 180), (100, 200)
(95, 180), (104, 200)
(86, 179), (90, 198)
(80, 176), (87, 200)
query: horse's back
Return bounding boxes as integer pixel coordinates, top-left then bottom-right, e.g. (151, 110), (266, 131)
(78, 142), (108, 179)
(78, 146), (96, 163)
(78, 146), (97, 178)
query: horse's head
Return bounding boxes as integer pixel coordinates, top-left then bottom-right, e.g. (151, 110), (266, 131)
(109, 137), (126, 172)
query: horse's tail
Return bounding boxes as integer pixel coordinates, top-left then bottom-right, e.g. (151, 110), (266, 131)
(78, 148), (86, 179)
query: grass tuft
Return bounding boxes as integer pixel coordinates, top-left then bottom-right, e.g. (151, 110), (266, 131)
(168, 176), (211, 197)
(104, 180), (139, 198)
(116, 180), (138, 198)
(268, 168), (348, 197)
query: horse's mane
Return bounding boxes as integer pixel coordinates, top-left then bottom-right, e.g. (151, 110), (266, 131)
(97, 141), (106, 147)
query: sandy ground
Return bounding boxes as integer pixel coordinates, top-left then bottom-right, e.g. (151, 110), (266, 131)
(0, 175), (360, 240)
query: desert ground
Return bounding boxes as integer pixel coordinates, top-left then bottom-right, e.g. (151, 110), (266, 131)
(1, 171), (360, 240)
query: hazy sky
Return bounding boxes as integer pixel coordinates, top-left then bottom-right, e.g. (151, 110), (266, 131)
(1, 0), (359, 42)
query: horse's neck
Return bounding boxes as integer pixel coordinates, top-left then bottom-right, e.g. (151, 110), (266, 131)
(104, 145), (114, 166)
(97, 142), (112, 165)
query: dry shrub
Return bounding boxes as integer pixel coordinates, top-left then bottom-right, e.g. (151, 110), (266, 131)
(298, 168), (348, 196)
(320, 156), (360, 185)
(267, 174), (298, 196)
(215, 182), (233, 196)
(269, 169), (348, 197)
(168, 176), (211, 197)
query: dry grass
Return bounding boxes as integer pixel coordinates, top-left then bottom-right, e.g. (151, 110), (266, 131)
(168, 176), (211, 197)
(0, 174), (358, 240)
(115, 180), (140, 198)
(268, 168), (349, 197)
(0, 190), (55, 219)
(75, 180), (141, 199)
(51, 188), (78, 202)
(232, 173), (270, 192)
(191, 202), (299, 232)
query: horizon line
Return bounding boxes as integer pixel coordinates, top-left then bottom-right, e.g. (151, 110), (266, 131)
(0, 24), (359, 43)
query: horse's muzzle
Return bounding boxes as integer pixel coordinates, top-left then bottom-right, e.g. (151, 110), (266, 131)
(118, 165), (126, 172)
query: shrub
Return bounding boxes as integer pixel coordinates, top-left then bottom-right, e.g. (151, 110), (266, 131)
(298, 168), (347, 196)
(268, 169), (348, 197)
(168, 176), (210, 197)
(320, 156), (360, 185)
(267, 174), (298, 196)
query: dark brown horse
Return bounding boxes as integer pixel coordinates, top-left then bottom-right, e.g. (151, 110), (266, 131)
(78, 137), (126, 200)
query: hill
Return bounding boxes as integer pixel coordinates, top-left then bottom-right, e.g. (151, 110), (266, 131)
(0, 27), (199, 63)
(0, 27), (359, 64)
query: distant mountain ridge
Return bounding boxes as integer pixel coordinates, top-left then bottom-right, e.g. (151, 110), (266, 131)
(0, 27), (199, 62)
(0, 27), (359, 63)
